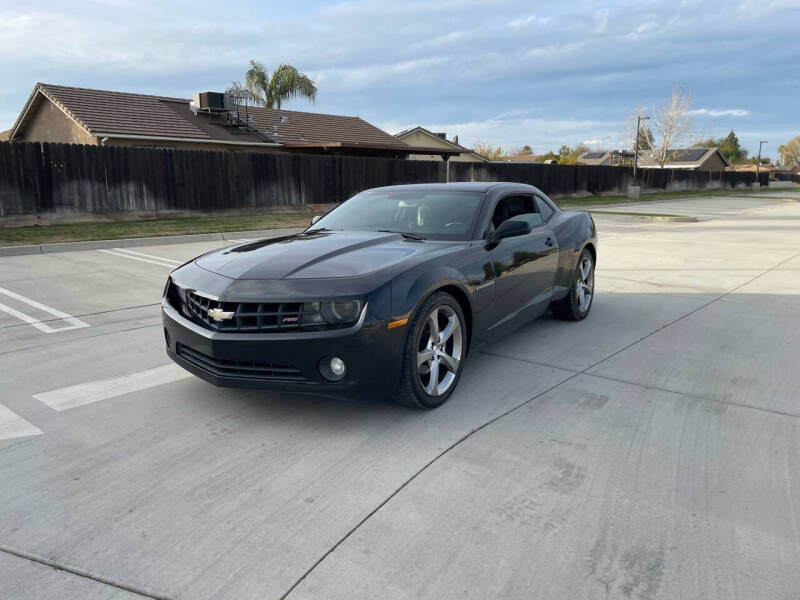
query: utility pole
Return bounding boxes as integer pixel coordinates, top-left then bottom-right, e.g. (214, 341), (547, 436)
(756, 140), (767, 182)
(633, 115), (650, 180)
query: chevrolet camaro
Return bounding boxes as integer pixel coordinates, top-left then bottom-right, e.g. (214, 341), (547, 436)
(162, 182), (597, 408)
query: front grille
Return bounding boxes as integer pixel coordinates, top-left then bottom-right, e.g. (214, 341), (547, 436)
(167, 282), (360, 334)
(177, 343), (305, 381)
(184, 289), (306, 332)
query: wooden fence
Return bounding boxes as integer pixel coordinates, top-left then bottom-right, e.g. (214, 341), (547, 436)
(0, 141), (767, 218)
(449, 161), (764, 196)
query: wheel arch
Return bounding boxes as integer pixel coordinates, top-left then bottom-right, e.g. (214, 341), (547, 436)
(395, 269), (475, 353)
(583, 241), (597, 266)
(436, 284), (473, 352)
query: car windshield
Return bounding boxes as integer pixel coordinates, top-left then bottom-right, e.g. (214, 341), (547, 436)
(307, 190), (484, 241)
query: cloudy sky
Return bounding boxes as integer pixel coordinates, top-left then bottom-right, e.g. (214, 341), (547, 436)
(2, 0), (799, 159)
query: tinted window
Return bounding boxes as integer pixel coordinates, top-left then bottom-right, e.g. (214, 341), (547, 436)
(309, 190), (484, 241)
(490, 194), (538, 231)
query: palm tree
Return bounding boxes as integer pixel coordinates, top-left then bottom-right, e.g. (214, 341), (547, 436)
(243, 60), (317, 109)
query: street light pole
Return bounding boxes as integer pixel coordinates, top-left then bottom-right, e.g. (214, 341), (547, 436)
(756, 140), (767, 182)
(633, 115), (650, 180)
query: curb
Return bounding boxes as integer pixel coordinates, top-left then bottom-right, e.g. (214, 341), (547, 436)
(0, 227), (304, 258)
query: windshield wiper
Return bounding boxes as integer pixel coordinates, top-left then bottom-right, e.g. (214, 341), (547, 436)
(377, 229), (426, 240)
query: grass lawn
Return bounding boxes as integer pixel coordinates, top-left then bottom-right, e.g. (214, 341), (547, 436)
(0, 213), (314, 247)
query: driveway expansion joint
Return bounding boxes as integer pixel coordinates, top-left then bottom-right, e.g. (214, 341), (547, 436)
(0, 544), (172, 600)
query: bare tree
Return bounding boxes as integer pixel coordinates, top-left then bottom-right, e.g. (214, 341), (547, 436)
(650, 83), (693, 167)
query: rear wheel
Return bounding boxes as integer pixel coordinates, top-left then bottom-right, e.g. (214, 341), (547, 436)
(393, 292), (466, 409)
(552, 248), (594, 321)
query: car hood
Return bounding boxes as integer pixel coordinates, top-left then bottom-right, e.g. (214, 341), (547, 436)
(195, 230), (451, 279)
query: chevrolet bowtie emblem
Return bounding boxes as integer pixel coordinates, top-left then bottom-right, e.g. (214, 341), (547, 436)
(208, 307), (235, 322)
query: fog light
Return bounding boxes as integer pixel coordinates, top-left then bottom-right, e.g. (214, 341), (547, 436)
(330, 357), (345, 376)
(319, 356), (346, 382)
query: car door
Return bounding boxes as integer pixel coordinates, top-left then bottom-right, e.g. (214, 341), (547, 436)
(486, 194), (559, 333)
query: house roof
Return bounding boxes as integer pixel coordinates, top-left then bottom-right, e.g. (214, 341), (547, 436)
(10, 83), (276, 146)
(578, 150), (637, 166)
(0, 129), (9, 141)
(576, 147), (730, 169)
(577, 151), (612, 166)
(394, 126), (484, 159)
(637, 147), (730, 169)
(10, 83), (457, 154)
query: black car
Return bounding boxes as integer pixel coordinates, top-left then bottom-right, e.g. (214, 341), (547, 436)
(162, 182), (597, 409)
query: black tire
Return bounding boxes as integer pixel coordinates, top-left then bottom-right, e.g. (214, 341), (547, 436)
(551, 248), (595, 321)
(392, 292), (467, 409)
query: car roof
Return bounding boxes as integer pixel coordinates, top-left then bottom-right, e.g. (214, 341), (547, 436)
(365, 182), (541, 194)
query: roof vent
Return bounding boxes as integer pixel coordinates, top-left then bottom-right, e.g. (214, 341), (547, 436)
(280, 115), (289, 123)
(435, 132), (447, 140)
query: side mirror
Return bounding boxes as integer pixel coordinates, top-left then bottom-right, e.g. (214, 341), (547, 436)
(489, 219), (531, 243)
(310, 215), (322, 226)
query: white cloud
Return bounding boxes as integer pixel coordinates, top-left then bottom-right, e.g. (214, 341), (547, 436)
(507, 15), (552, 29)
(688, 108), (750, 117)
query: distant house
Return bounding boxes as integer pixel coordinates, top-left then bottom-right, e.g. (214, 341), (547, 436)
(577, 147), (728, 171)
(637, 147), (729, 171)
(393, 126), (487, 162)
(6, 83), (464, 159)
(577, 150), (635, 167)
(493, 152), (541, 163)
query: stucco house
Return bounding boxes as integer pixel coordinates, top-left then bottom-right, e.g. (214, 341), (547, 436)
(394, 126), (488, 162)
(6, 83), (466, 160)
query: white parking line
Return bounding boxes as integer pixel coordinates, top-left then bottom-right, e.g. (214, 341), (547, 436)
(97, 249), (177, 268)
(0, 404), (42, 440)
(33, 364), (192, 411)
(0, 286), (89, 333)
(111, 248), (183, 265)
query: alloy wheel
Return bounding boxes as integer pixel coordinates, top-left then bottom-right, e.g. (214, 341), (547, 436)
(416, 305), (463, 397)
(576, 255), (594, 313)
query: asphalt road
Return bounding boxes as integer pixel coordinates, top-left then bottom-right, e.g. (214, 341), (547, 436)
(1, 193), (799, 599)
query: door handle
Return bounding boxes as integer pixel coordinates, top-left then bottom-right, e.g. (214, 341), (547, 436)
(545, 237), (554, 247)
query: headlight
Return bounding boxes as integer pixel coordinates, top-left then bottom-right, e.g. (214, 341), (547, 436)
(302, 300), (363, 325)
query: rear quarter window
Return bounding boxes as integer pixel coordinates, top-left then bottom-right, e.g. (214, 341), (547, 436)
(536, 196), (555, 221)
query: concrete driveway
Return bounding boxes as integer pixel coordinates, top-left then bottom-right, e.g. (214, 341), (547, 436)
(1, 194), (799, 599)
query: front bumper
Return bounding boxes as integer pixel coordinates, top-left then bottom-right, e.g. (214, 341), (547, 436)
(162, 300), (405, 400)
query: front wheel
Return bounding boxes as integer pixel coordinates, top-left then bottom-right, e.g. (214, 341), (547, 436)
(392, 292), (466, 409)
(552, 248), (595, 321)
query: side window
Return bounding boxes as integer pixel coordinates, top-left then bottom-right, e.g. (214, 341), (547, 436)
(490, 194), (538, 231)
(535, 195), (555, 222)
